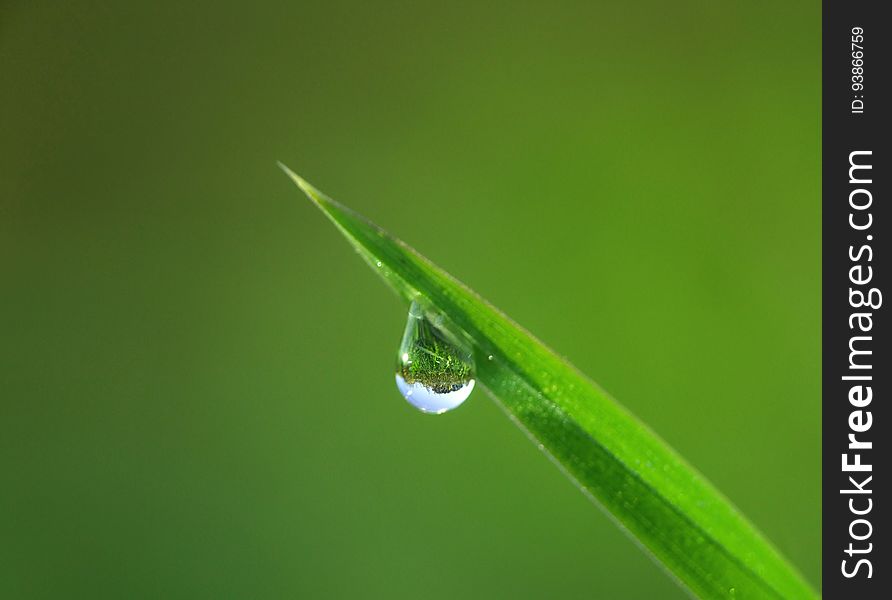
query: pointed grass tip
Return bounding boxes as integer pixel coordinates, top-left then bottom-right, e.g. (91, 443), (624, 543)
(277, 161), (326, 206)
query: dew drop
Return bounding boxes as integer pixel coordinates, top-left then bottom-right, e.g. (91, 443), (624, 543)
(395, 300), (475, 414)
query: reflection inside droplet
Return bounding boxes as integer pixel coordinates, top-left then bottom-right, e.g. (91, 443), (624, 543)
(394, 299), (475, 414)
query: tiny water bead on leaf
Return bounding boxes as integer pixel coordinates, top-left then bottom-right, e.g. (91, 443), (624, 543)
(395, 300), (475, 414)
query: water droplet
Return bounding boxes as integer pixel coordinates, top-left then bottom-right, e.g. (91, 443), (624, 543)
(395, 300), (475, 414)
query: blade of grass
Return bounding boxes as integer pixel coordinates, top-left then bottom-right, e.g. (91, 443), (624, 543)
(279, 164), (818, 600)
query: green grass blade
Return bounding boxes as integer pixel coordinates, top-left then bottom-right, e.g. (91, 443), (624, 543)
(280, 164), (818, 600)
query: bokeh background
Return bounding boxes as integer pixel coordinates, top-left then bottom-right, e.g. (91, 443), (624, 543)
(1, 1), (820, 598)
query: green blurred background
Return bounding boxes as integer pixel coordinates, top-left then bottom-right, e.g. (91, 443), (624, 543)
(1, 1), (820, 598)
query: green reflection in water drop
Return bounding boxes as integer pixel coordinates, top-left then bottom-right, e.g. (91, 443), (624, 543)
(395, 299), (475, 414)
